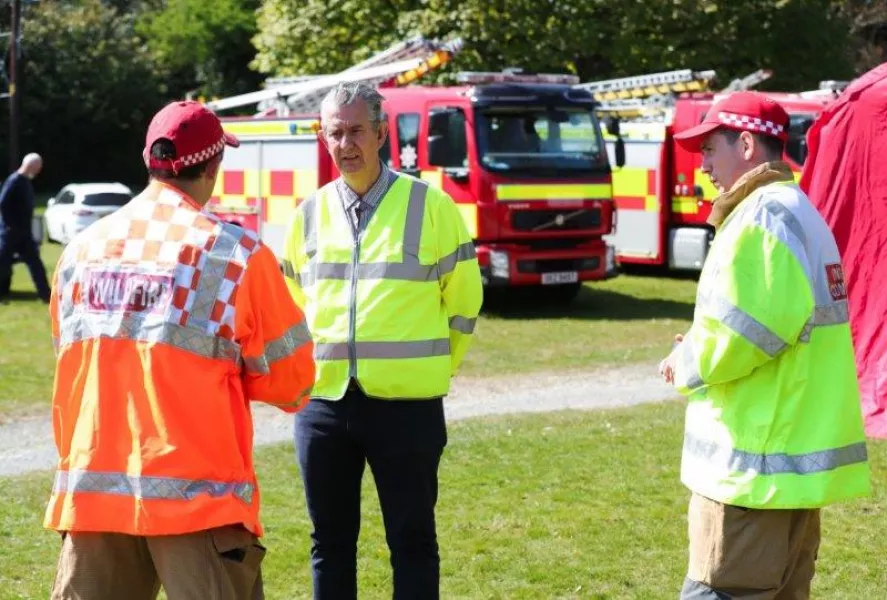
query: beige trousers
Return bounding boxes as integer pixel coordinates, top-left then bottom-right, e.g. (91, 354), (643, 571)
(50, 525), (265, 600)
(682, 493), (821, 600)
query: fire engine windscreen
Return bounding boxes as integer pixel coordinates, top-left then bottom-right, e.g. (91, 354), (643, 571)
(475, 107), (606, 174)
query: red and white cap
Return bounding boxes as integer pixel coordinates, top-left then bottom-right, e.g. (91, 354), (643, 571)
(674, 91), (789, 152)
(143, 101), (239, 174)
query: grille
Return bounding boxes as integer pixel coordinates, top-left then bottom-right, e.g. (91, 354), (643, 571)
(511, 208), (601, 232)
(516, 257), (601, 274)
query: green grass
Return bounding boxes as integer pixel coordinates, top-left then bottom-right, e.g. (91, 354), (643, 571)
(0, 241), (696, 419)
(0, 242), (61, 421)
(1, 402), (884, 599)
(464, 274), (695, 377)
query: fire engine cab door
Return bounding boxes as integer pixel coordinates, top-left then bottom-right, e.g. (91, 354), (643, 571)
(418, 104), (479, 240)
(604, 124), (665, 263)
(259, 136), (321, 258)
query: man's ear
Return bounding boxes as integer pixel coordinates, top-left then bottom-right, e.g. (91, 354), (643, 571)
(739, 131), (756, 161)
(376, 121), (389, 150)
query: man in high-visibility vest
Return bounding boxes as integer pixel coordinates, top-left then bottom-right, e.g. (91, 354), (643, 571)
(45, 100), (316, 600)
(659, 91), (871, 599)
(282, 81), (483, 599)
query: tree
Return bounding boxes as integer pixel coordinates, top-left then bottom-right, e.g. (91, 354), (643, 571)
(7, 0), (168, 190)
(252, 0), (854, 92)
(839, 0), (887, 73)
(137, 0), (264, 99)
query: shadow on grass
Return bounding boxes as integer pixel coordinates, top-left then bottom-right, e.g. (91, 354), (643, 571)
(482, 284), (695, 321)
(2, 289), (42, 302)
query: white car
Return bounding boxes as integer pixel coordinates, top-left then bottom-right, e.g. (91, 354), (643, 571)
(44, 182), (133, 244)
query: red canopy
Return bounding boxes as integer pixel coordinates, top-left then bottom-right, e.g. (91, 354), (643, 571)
(800, 62), (887, 438)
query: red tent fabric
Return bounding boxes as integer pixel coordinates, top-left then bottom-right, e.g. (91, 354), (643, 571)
(800, 62), (887, 438)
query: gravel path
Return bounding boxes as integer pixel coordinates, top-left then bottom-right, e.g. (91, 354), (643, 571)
(0, 362), (674, 478)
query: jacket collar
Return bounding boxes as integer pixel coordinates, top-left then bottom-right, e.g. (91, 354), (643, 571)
(708, 161), (794, 229)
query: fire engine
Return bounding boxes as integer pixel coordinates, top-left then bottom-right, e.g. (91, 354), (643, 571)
(584, 68), (844, 271)
(204, 36), (620, 303)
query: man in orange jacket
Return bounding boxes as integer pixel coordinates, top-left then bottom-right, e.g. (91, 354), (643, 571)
(44, 100), (315, 600)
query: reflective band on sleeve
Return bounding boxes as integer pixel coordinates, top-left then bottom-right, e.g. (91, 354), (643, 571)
(243, 321), (313, 374)
(684, 433), (868, 476)
(678, 339), (705, 390)
(315, 338), (450, 360)
(814, 302), (849, 326)
(53, 469), (255, 504)
(438, 242), (477, 277)
(449, 315), (476, 334)
(699, 293), (788, 357)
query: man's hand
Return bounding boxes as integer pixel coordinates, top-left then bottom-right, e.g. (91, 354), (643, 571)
(658, 333), (684, 384)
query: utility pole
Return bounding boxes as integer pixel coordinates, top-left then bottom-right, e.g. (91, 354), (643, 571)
(8, 0), (20, 173)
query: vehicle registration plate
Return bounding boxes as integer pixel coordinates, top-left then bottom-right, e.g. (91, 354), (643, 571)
(541, 271), (578, 285)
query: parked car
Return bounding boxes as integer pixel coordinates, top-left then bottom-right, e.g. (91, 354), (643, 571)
(43, 182), (133, 244)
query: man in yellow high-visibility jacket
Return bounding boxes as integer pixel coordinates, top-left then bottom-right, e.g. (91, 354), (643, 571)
(282, 81), (482, 600)
(660, 91), (871, 599)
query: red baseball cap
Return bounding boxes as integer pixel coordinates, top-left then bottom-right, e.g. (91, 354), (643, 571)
(674, 91), (789, 153)
(143, 101), (239, 174)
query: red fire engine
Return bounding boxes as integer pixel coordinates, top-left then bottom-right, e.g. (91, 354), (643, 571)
(585, 68), (843, 271)
(204, 37), (619, 303)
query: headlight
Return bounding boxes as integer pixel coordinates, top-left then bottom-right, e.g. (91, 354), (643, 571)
(606, 245), (616, 272)
(489, 250), (509, 278)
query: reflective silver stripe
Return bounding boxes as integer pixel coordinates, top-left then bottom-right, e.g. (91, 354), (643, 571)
(751, 199), (812, 283)
(800, 302), (850, 343)
(439, 242), (477, 277)
(60, 318), (241, 363)
(315, 339), (450, 360)
(302, 194), (318, 259)
(814, 302), (849, 326)
(53, 469), (254, 504)
(305, 261), (438, 282)
(449, 315), (476, 334)
(678, 339), (705, 390)
(243, 321), (313, 374)
(302, 179), (437, 285)
(52, 336), (60, 355)
(684, 432), (868, 476)
(188, 227), (244, 330)
(700, 292), (787, 356)
(281, 259), (297, 281)
(403, 177), (427, 256)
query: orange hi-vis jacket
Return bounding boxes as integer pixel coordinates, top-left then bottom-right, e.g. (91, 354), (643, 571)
(44, 181), (315, 537)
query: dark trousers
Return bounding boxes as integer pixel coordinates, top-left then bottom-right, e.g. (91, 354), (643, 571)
(295, 388), (447, 600)
(0, 229), (50, 301)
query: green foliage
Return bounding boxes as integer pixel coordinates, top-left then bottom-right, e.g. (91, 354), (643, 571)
(252, 0), (856, 91)
(136, 0), (264, 98)
(8, 0), (167, 191)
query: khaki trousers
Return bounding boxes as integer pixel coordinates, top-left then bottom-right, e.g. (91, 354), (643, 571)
(51, 525), (265, 600)
(681, 493), (821, 600)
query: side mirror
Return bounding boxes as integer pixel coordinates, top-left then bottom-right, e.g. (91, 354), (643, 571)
(47, 197), (56, 207)
(605, 116), (621, 137)
(614, 138), (626, 168)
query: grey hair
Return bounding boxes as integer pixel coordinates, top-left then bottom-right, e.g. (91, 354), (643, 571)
(320, 82), (386, 129)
